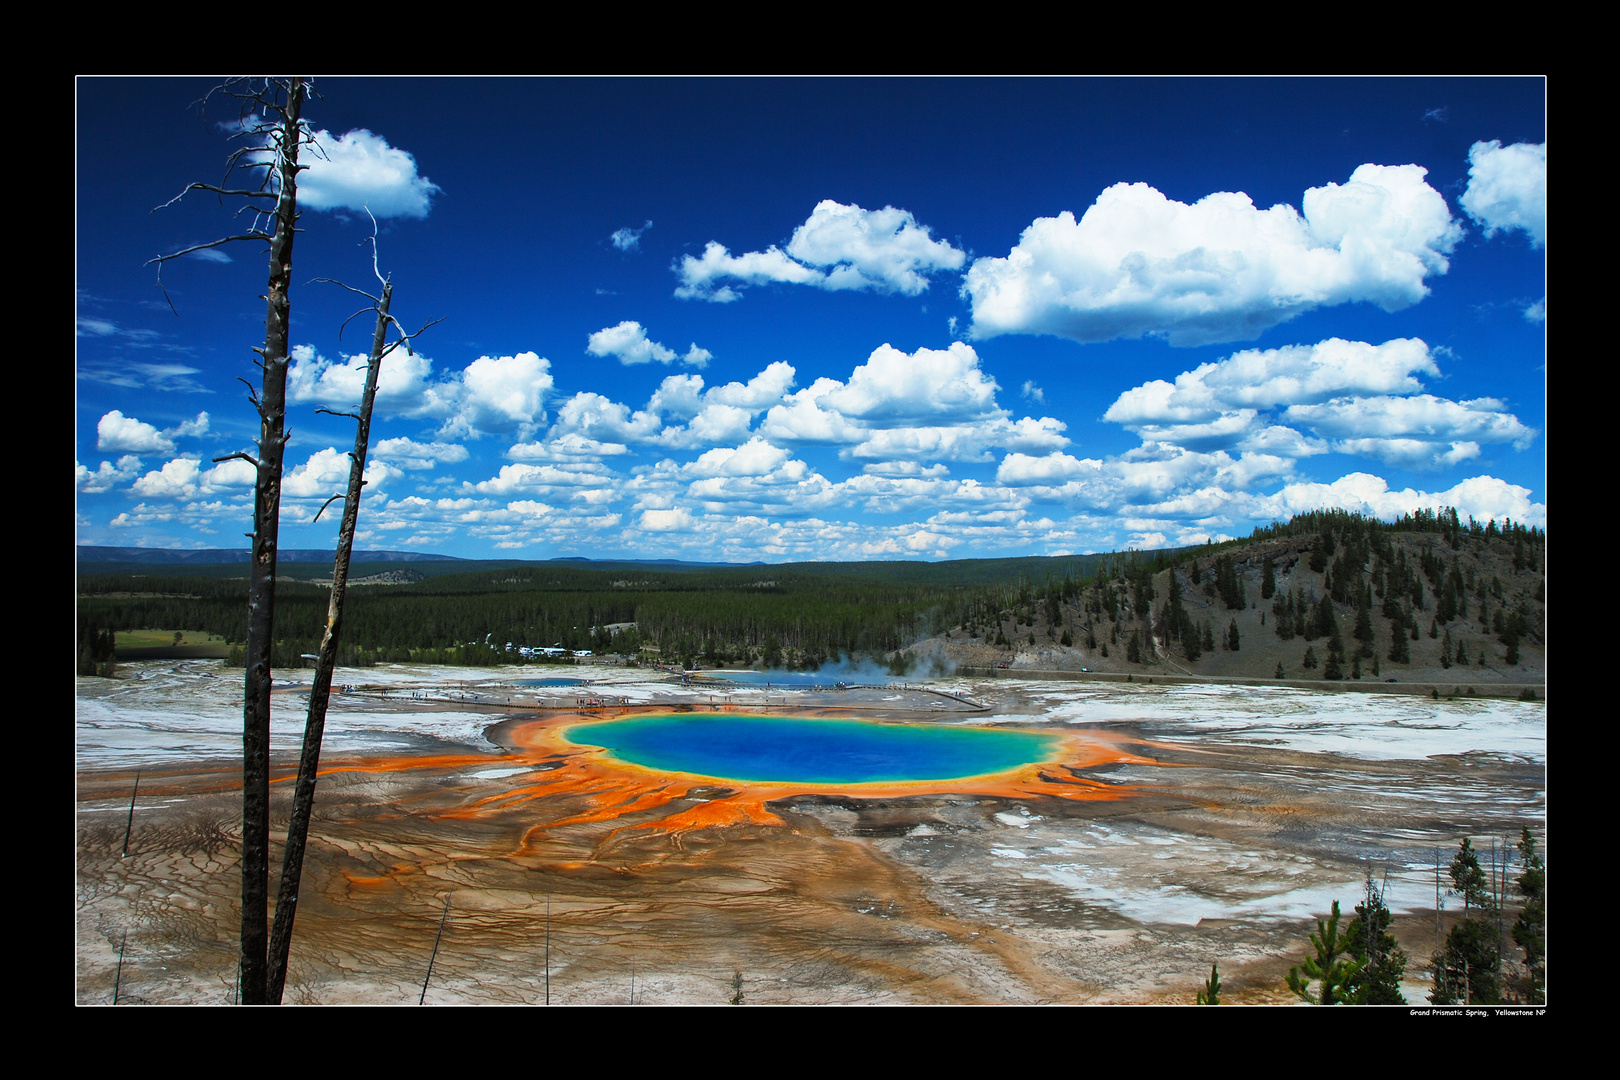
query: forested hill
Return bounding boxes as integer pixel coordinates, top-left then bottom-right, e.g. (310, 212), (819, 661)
(77, 508), (1544, 686)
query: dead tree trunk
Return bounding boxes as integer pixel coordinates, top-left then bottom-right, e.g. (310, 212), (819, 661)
(149, 77), (323, 1005)
(238, 77), (307, 1006)
(265, 281), (392, 1003)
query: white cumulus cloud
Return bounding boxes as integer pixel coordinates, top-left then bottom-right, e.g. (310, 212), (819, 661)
(76, 455), (144, 494)
(782, 200), (966, 294)
(280, 447), (399, 499)
(1102, 338), (1533, 471)
(586, 321), (710, 367)
(1285, 394), (1537, 451)
(298, 128), (441, 218)
(1258, 472), (1544, 529)
(291, 344), (556, 444)
(675, 200), (964, 301)
(610, 220), (652, 251)
(964, 165), (1462, 346)
(371, 437), (470, 470)
(287, 344), (436, 409)
(97, 411), (174, 455)
(132, 457), (257, 499)
(424, 352), (556, 439)
(759, 343), (1067, 463)
(1460, 140), (1545, 247)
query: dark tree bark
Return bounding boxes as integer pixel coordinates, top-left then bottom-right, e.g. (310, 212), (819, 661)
(238, 77), (307, 1006)
(266, 281), (393, 1003)
(150, 77), (310, 1006)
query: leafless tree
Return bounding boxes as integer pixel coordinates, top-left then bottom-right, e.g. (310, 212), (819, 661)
(265, 236), (440, 1003)
(150, 77), (311, 1004)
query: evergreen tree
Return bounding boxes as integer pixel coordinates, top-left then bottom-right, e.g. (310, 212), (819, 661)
(1355, 584), (1375, 656)
(1346, 870), (1407, 1004)
(1215, 555), (1245, 609)
(1165, 569), (1188, 645)
(1388, 615), (1410, 663)
(1275, 661), (1286, 678)
(1127, 629), (1142, 664)
(1261, 555), (1275, 600)
(1430, 918), (1502, 1005)
(1272, 589), (1294, 640)
(1202, 621), (1215, 653)
(1448, 838), (1493, 913)
(1314, 595), (1337, 640)
(1286, 901), (1365, 1004)
(1226, 619), (1240, 651)
(1302, 645), (1318, 670)
(1512, 827), (1545, 1004)
(1454, 638), (1468, 667)
(1440, 629), (1453, 669)
(1323, 626), (1345, 680)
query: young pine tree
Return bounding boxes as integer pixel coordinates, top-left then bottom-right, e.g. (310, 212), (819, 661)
(1286, 901), (1365, 1005)
(1430, 918), (1502, 1005)
(1345, 871), (1407, 1004)
(1389, 616), (1410, 663)
(1449, 837), (1492, 911)
(1323, 627), (1346, 680)
(1512, 827), (1545, 1004)
(1429, 836), (1503, 1005)
(1196, 963), (1221, 1005)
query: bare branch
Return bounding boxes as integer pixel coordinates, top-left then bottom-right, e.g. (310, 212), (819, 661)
(145, 234), (269, 267)
(212, 451), (260, 468)
(312, 493), (345, 523)
(379, 314), (447, 359)
(364, 207), (385, 288)
(151, 182), (276, 213)
(308, 277), (382, 302)
(315, 407), (361, 421)
(235, 377), (261, 409)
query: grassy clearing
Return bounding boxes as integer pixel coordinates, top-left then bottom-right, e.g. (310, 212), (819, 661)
(115, 629), (229, 648)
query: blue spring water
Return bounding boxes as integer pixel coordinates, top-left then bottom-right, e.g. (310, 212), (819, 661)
(565, 713), (1060, 784)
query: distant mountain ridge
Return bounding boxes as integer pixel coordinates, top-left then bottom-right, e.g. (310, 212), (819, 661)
(76, 546), (767, 568)
(77, 546), (466, 564)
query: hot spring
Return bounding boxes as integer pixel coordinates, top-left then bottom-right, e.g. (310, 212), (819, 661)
(563, 713), (1061, 784)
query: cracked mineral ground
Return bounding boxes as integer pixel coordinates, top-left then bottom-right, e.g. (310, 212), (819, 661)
(77, 662), (1544, 1005)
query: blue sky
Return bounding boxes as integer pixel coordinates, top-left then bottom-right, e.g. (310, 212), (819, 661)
(76, 77), (1546, 562)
